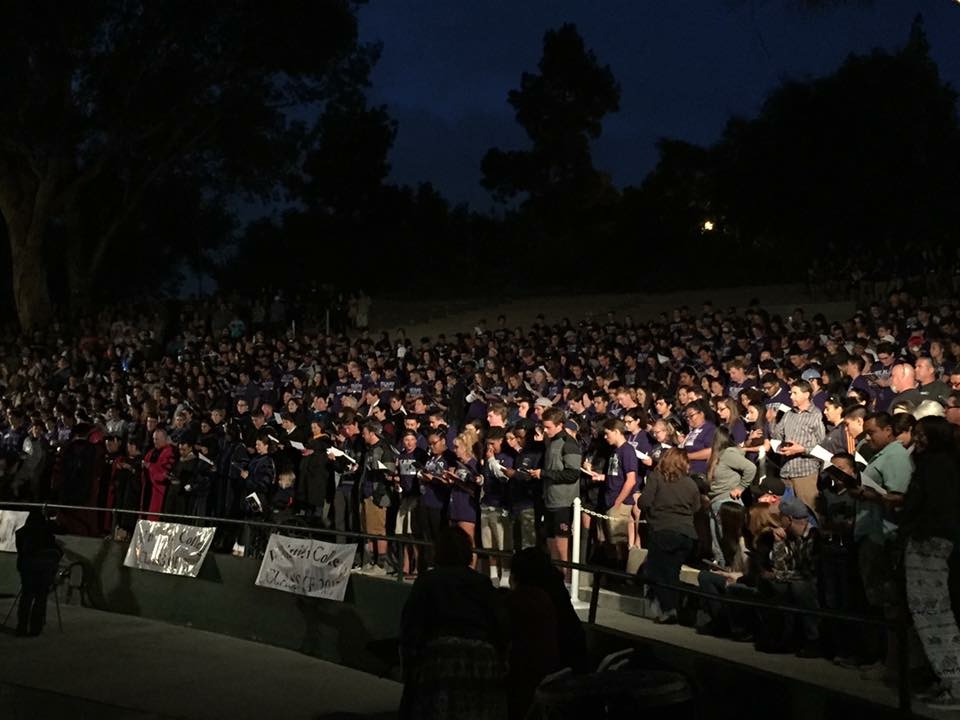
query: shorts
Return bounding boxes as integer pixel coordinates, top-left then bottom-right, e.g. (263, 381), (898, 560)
(513, 507), (538, 550)
(362, 496), (387, 536)
(603, 503), (633, 544)
(395, 496), (420, 536)
(480, 506), (513, 552)
(544, 507), (573, 538)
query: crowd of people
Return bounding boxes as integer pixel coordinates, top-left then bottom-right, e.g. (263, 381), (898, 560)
(2, 287), (960, 709)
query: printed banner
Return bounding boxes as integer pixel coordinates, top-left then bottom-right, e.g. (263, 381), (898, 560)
(0, 510), (29, 553)
(123, 520), (215, 577)
(255, 533), (356, 601)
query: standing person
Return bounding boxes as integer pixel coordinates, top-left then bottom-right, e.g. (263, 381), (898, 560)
(598, 418), (639, 561)
(446, 433), (482, 554)
(419, 430), (455, 568)
(141, 429), (175, 520)
(769, 380), (826, 514)
(681, 399), (716, 483)
(639, 448), (700, 624)
(235, 434), (276, 557)
(394, 430), (428, 577)
(14, 510), (62, 637)
(900, 417), (960, 709)
(329, 411), (363, 549)
(358, 420), (396, 574)
(479, 427), (514, 587)
(297, 418), (333, 526)
(501, 425), (541, 552)
(399, 526), (508, 720)
(704, 426), (756, 565)
(848, 412), (913, 681)
(714, 397), (748, 445)
(528, 408), (581, 572)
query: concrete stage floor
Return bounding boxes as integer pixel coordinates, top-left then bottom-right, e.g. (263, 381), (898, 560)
(0, 604), (401, 720)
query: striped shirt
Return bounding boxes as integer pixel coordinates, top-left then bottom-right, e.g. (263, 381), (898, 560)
(772, 405), (826, 479)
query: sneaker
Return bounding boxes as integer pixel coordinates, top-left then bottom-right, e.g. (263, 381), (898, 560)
(367, 564), (388, 576)
(832, 656), (861, 669)
(653, 611), (677, 625)
(795, 642), (822, 659)
(924, 689), (960, 710)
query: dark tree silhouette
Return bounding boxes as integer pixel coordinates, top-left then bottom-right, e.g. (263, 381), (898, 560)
(711, 15), (960, 259)
(0, 0), (369, 329)
(481, 23), (621, 223)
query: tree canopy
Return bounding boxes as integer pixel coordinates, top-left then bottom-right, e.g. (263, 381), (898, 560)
(0, 0), (369, 329)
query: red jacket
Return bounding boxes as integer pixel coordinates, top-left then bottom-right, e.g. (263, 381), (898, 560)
(141, 444), (176, 520)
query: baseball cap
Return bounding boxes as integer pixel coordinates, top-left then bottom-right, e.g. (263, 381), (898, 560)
(780, 498), (810, 519)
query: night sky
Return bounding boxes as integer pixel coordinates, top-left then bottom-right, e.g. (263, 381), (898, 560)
(359, 0), (960, 209)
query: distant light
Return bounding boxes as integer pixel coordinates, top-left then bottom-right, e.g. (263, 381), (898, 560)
(702, 220), (715, 232)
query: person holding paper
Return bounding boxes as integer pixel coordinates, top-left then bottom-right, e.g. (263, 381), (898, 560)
(394, 430), (428, 577)
(479, 428), (515, 588)
(358, 420), (396, 574)
(235, 434), (276, 557)
(419, 430), (456, 568)
(329, 410), (363, 549)
(447, 432), (482, 562)
(769, 380), (826, 516)
(598, 418), (639, 557)
(848, 411), (913, 680)
(527, 408), (582, 573)
(297, 418), (333, 527)
(681, 399), (716, 480)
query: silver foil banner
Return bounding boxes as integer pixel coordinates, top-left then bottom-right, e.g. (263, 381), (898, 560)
(123, 520), (215, 577)
(0, 510), (29, 553)
(255, 533), (356, 601)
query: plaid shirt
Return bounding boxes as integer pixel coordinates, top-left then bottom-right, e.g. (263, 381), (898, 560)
(772, 405), (825, 479)
(772, 530), (818, 582)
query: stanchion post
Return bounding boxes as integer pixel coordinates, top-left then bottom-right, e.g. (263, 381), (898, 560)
(570, 497), (581, 604)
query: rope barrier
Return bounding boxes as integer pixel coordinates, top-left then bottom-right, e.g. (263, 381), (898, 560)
(579, 506), (647, 524)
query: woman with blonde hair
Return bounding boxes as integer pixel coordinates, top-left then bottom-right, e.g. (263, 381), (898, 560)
(446, 433), (482, 554)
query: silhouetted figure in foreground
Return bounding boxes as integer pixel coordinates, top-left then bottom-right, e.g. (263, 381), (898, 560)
(15, 510), (62, 636)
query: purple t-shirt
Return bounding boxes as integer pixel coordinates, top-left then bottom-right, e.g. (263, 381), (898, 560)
(480, 451), (514, 508)
(603, 443), (640, 509)
(421, 450), (455, 510)
(683, 420), (716, 474)
(397, 448), (428, 495)
(449, 457), (480, 522)
(627, 431), (653, 486)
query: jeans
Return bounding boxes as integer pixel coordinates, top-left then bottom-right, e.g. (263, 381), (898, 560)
(645, 529), (694, 613)
(708, 494), (742, 564)
(765, 578), (820, 642)
(697, 571), (755, 635)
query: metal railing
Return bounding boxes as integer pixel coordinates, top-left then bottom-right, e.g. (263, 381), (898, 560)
(0, 500), (911, 712)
